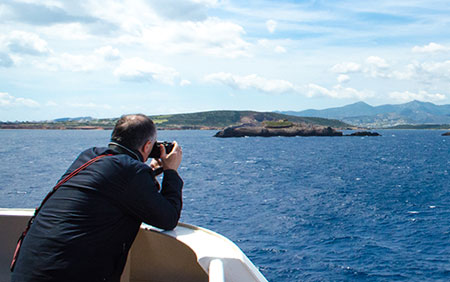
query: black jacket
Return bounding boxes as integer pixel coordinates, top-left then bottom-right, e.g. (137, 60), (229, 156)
(11, 146), (183, 282)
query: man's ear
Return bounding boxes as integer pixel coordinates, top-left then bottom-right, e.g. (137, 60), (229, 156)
(143, 140), (153, 155)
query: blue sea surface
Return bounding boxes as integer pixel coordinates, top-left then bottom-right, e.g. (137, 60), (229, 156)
(0, 129), (449, 281)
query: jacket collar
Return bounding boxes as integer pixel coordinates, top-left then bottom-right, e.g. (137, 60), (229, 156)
(108, 142), (144, 162)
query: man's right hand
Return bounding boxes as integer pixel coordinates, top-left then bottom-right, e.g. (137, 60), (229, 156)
(160, 141), (182, 171)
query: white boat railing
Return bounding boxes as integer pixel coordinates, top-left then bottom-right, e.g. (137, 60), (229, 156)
(1, 209), (268, 282)
(209, 259), (225, 282)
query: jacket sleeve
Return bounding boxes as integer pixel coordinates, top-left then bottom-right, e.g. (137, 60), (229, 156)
(121, 166), (183, 230)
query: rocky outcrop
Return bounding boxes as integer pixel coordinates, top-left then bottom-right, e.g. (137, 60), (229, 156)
(442, 132), (450, 136)
(346, 131), (381, 136)
(214, 123), (343, 137)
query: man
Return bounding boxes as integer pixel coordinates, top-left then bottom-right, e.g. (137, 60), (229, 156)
(11, 114), (183, 282)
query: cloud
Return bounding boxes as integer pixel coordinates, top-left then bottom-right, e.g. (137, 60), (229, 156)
(366, 56), (389, 68)
(205, 71), (371, 99)
(114, 57), (179, 84)
(6, 31), (51, 56)
(420, 60), (450, 79)
(331, 56), (390, 78)
(393, 60), (450, 82)
(130, 17), (251, 58)
(337, 74), (350, 83)
(94, 45), (120, 61)
(146, 0), (218, 21)
(412, 42), (449, 53)
(305, 84), (372, 99)
(274, 45), (286, 53)
(266, 19), (277, 33)
(389, 90), (446, 103)
(39, 53), (99, 72)
(180, 79), (191, 86)
(364, 56), (390, 78)
(330, 62), (361, 73)
(2, 0), (97, 26)
(0, 52), (14, 67)
(205, 72), (295, 94)
(40, 23), (92, 40)
(0, 92), (39, 107)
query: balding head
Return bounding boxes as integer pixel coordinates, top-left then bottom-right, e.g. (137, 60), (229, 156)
(111, 114), (156, 151)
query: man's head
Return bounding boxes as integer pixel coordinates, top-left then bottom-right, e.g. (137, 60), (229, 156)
(111, 114), (157, 161)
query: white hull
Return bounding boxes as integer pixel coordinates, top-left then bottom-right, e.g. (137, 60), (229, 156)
(0, 209), (268, 282)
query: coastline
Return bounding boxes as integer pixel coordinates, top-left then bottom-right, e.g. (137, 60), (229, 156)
(0, 124), (221, 131)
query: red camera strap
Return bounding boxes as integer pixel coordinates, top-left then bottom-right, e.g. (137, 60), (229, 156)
(10, 154), (113, 272)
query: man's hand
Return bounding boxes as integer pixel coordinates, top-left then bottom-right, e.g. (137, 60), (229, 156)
(150, 158), (163, 171)
(160, 141), (182, 171)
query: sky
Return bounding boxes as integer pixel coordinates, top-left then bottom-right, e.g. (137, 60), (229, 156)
(1, 0), (450, 121)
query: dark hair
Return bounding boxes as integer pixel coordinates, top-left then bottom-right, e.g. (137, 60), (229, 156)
(111, 114), (156, 150)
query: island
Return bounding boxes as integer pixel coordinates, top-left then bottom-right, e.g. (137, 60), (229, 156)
(442, 132), (450, 136)
(347, 131), (381, 136)
(214, 120), (380, 138)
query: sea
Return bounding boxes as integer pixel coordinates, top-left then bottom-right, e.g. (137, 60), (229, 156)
(1, 129), (449, 281)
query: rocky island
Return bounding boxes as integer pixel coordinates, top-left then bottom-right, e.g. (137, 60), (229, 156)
(214, 120), (380, 138)
(214, 122), (342, 137)
(442, 132), (450, 136)
(347, 131), (381, 136)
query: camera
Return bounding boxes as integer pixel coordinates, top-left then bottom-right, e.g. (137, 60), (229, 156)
(149, 141), (174, 159)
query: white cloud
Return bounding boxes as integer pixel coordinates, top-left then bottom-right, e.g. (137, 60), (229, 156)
(205, 72), (295, 94)
(366, 56), (389, 68)
(364, 56), (390, 78)
(420, 60), (450, 78)
(331, 56), (390, 78)
(337, 74), (350, 83)
(40, 23), (92, 41)
(95, 46), (120, 61)
(180, 79), (191, 86)
(257, 39), (269, 47)
(205, 71), (372, 99)
(266, 19), (277, 33)
(114, 57), (179, 84)
(305, 84), (372, 99)
(6, 31), (51, 56)
(389, 90), (446, 103)
(146, 0), (219, 21)
(123, 17), (251, 58)
(39, 53), (100, 72)
(0, 92), (39, 107)
(393, 60), (450, 82)
(412, 42), (449, 53)
(330, 62), (361, 73)
(274, 45), (286, 53)
(392, 64), (416, 80)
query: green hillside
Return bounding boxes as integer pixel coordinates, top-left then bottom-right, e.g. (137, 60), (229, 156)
(150, 110), (351, 129)
(0, 110), (352, 130)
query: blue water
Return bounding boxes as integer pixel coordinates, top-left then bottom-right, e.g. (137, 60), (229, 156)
(1, 129), (449, 281)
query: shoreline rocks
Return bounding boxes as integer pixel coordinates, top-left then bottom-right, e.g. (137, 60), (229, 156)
(345, 131), (381, 137)
(214, 123), (343, 137)
(214, 123), (381, 138)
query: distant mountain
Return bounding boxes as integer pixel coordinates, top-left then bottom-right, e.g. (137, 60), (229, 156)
(278, 101), (450, 128)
